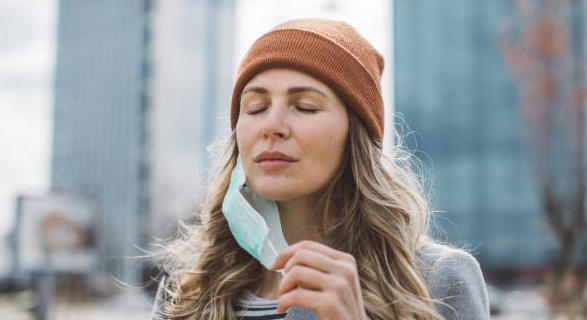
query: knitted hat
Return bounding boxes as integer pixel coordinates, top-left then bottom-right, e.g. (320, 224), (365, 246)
(230, 18), (385, 144)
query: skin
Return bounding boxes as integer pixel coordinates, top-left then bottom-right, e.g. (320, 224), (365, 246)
(235, 68), (368, 320)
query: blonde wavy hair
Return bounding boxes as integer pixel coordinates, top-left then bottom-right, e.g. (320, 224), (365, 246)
(157, 110), (444, 320)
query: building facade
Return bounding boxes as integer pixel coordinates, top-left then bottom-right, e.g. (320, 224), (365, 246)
(394, 0), (564, 268)
(52, 0), (152, 284)
(52, 0), (235, 283)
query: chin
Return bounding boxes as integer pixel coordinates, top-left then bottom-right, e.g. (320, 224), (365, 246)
(249, 181), (300, 201)
(253, 187), (297, 201)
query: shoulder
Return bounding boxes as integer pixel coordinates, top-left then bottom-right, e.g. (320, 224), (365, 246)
(416, 240), (490, 320)
(416, 240), (483, 282)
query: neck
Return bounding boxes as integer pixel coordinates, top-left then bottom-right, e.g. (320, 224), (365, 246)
(252, 194), (325, 300)
(277, 194), (325, 245)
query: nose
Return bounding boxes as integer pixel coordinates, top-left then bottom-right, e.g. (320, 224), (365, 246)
(262, 100), (290, 140)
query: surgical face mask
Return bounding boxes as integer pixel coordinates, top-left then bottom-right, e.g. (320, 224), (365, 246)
(221, 156), (289, 270)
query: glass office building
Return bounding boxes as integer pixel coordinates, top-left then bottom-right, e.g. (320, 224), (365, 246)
(51, 0), (235, 283)
(52, 0), (151, 283)
(393, 1), (574, 268)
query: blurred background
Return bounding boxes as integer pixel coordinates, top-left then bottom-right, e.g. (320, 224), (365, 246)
(0, 0), (585, 319)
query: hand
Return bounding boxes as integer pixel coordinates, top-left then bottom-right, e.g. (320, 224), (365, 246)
(270, 240), (369, 320)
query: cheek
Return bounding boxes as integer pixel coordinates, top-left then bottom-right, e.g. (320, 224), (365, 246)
(299, 119), (348, 183)
(236, 120), (254, 156)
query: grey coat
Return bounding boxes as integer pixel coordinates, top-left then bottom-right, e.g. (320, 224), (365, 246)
(150, 241), (490, 320)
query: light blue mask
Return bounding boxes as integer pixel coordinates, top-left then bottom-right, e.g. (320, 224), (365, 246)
(221, 156), (289, 269)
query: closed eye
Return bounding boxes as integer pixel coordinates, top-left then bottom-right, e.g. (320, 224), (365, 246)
(247, 106), (317, 115)
(296, 106), (318, 113)
(247, 107), (267, 115)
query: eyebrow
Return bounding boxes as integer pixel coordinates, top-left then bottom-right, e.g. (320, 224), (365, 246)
(241, 86), (327, 98)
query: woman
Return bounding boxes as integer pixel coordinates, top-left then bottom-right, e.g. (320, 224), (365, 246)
(153, 18), (489, 320)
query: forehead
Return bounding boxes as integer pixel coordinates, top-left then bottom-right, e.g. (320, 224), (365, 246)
(243, 68), (334, 96)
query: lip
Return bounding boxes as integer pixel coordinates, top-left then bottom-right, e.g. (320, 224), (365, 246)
(256, 159), (293, 169)
(254, 151), (297, 169)
(254, 151), (297, 162)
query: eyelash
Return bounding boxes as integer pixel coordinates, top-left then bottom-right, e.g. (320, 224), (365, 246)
(247, 105), (318, 115)
(297, 106), (318, 113)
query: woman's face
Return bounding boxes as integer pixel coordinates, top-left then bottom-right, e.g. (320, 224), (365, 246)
(236, 68), (349, 201)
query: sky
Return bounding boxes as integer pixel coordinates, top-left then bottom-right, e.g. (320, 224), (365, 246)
(0, 0), (391, 236)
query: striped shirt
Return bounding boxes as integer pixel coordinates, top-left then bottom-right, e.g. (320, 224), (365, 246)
(234, 290), (286, 319)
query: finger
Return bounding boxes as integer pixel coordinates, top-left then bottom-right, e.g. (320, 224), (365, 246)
(279, 265), (333, 295)
(277, 287), (330, 313)
(271, 240), (340, 270)
(283, 248), (338, 274)
(271, 240), (352, 270)
(279, 244), (360, 294)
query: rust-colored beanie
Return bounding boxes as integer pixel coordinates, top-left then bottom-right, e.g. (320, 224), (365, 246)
(230, 18), (385, 144)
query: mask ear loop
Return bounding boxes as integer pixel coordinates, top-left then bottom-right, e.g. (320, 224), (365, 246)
(269, 240), (300, 294)
(267, 240), (285, 276)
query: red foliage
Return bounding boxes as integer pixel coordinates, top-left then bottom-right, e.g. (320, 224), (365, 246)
(498, 1), (586, 316)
